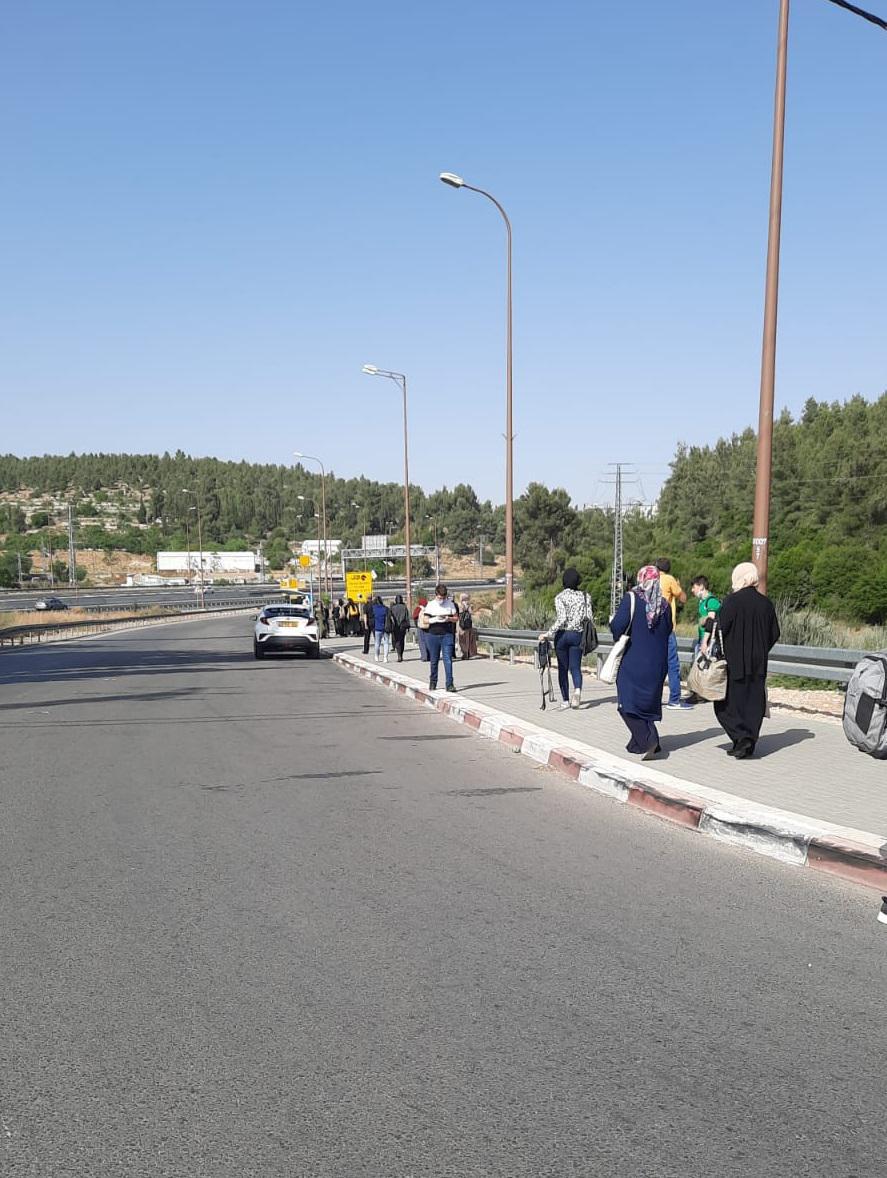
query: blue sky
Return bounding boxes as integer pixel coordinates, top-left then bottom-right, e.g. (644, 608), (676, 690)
(1, 0), (884, 507)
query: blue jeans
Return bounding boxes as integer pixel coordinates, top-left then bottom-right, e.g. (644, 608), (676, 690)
(374, 630), (390, 660)
(425, 630), (455, 690)
(666, 632), (681, 704)
(555, 630), (583, 701)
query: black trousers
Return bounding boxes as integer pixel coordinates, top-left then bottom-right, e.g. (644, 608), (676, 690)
(392, 629), (406, 660)
(620, 711), (659, 754)
(714, 673), (767, 747)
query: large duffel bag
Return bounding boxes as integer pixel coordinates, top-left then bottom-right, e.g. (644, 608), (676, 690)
(843, 653), (887, 758)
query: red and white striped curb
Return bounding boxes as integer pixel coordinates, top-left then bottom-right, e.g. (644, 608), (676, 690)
(333, 652), (887, 893)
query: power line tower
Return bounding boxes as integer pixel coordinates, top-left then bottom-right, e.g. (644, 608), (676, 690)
(67, 504), (77, 590)
(610, 464), (625, 619)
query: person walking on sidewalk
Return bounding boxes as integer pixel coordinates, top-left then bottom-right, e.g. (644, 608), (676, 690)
(372, 596), (392, 662)
(539, 567), (591, 710)
(421, 584), (458, 692)
(611, 564), (673, 759)
(362, 597), (375, 655)
(413, 595), (430, 662)
(457, 593), (478, 661)
(713, 562), (780, 760)
(657, 557), (691, 710)
(389, 594), (411, 662)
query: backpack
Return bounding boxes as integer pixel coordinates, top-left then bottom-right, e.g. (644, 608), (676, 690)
(843, 654), (887, 758)
(459, 609), (472, 630)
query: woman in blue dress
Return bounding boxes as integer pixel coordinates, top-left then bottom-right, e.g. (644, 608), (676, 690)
(610, 564), (673, 759)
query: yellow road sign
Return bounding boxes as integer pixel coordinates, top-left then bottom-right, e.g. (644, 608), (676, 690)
(298, 554), (311, 568)
(345, 570), (373, 603)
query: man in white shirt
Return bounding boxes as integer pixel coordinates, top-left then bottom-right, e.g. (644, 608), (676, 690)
(421, 584), (458, 692)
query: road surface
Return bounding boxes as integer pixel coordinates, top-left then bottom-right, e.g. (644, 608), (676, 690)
(2, 616), (884, 1176)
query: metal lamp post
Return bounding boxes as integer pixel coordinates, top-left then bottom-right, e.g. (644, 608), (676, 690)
(362, 366), (413, 611)
(184, 505), (196, 586)
(294, 452), (330, 601)
(439, 171), (514, 621)
(181, 489), (205, 607)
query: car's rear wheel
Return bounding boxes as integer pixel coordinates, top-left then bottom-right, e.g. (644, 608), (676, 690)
(253, 641), (264, 659)
(307, 644), (320, 659)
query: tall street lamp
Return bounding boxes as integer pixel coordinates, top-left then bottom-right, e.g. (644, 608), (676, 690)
(440, 170), (514, 621)
(181, 489), (205, 607)
(362, 365), (413, 611)
(351, 501), (367, 571)
(294, 452), (330, 600)
(184, 505), (196, 586)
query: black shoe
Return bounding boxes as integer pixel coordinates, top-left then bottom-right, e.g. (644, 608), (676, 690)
(733, 740), (755, 760)
(642, 739), (660, 761)
(446, 684), (458, 693)
(726, 743), (739, 757)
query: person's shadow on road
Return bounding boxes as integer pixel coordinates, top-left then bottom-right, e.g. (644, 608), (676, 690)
(753, 729), (816, 757)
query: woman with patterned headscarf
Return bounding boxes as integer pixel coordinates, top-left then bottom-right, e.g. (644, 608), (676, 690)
(609, 564), (673, 758)
(713, 562), (780, 759)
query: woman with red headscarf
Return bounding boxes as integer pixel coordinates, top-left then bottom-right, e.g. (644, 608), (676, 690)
(609, 564), (673, 759)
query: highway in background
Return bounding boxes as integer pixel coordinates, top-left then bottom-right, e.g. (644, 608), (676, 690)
(0, 578), (500, 613)
(1, 615), (883, 1175)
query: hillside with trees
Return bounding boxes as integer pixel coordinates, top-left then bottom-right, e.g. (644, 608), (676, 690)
(1, 394), (885, 624)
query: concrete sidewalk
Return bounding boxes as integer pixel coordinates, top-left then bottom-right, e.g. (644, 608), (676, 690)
(330, 638), (887, 891)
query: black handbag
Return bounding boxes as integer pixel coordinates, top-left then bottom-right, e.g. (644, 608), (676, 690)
(580, 594), (598, 655)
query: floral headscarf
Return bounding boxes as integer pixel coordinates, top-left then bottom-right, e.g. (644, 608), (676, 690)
(634, 564), (666, 629)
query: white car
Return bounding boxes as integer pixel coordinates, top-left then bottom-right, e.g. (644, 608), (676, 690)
(253, 603), (320, 659)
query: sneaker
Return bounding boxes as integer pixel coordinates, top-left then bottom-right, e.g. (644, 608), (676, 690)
(571, 688), (581, 709)
(666, 700), (694, 710)
(558, 701), (571, 711)
(446, 685), (458, 693)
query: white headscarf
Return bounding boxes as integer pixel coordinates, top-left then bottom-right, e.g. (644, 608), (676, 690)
(732, 562), (760, 592)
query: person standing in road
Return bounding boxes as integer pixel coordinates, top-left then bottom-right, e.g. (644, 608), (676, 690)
(421, 584), (458, 692)
(611, 564), (673, 759)
(457, 593), (478, 661)
(372, 595), (392, 662)
(656, 557), (691, 710)
(539, 568), (591, 710)
(413, 595), (430, 662)
(362, 597), (375, 655)
(389, 594), (411, 662)
(332, 598), (345, 638)
(713, 562), (780, 759)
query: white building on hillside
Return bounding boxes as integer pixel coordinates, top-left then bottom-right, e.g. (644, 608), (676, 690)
(156, 551), (261, 576)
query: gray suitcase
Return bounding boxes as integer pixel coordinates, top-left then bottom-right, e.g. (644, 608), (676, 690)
(843, 653), (887, 758)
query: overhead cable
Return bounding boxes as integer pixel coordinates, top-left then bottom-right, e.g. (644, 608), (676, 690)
(824, 0), (887, 32)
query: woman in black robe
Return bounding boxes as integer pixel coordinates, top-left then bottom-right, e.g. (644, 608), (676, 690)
(713, 562), (780, 759)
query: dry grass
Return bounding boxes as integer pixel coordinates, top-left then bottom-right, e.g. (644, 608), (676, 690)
(0, 606), (169, 630)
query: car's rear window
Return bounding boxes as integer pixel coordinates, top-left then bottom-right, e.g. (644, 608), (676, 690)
(262, 606), (311, 619)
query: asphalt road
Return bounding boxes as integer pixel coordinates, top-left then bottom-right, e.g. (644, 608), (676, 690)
(2, 617), (885, 1177)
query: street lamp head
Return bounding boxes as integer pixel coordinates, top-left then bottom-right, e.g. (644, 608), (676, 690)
(361, 364), (379, 375)
(293, 451), (305, 459)
(439, 172), (464, 188)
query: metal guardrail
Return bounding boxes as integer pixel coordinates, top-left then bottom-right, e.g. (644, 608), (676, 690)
(0, 600), (275, 648)
(474, 627), (870, 685)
